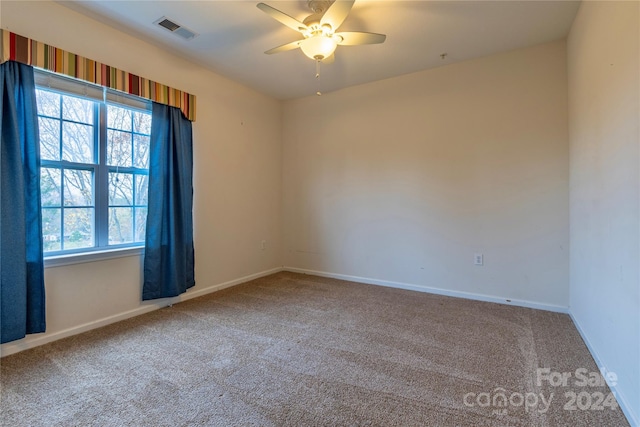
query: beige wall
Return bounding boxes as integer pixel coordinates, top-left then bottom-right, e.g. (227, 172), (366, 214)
(1, 0), (283, 354)
(568, 1), (640, 424)
(283, 40), (569, 308)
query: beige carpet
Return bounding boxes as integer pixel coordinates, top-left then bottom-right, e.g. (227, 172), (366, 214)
(0, 272), (630, 426)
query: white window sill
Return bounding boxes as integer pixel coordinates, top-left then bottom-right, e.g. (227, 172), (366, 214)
(44, 246), (144, 268)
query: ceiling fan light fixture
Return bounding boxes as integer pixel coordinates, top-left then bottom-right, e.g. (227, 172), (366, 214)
(258, 0), (385, 64)
(300, 35), (337, 60)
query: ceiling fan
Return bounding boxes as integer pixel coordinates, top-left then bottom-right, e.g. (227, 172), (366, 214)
(257, 0), (386, 63)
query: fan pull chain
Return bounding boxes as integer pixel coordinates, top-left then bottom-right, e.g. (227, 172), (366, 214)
(316, 59), (322, 96)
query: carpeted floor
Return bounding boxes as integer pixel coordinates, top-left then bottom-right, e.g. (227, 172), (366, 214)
(0, 272), (630, 426)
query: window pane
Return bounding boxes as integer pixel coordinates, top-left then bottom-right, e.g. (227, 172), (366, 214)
(37, 77), (151, 254)
(133, 111), (151, 134)
(41, 168), (61, 207)
(135, 207), (147, 242)
(133, 134), (150, 168)
(64, 169), (93, 206)
(109, 207), (133, 244)
(107, 105), (132, 131)
(36, 90), (60, 118)
(42, 208), (61, 252)
(107, 130), (133, 167)
(39, 117), (60, 161)
(62, 122), (94, 163)
(63, 207), (94, 249)
(109, 173), (133, 205)
(135, 175), (148, 205)
(62, 96), (93, 124)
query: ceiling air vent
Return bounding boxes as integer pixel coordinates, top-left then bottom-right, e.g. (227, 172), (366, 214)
(154, 17), (198, 40)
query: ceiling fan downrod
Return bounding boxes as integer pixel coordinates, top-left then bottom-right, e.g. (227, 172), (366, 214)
(308, 0), (332, 15)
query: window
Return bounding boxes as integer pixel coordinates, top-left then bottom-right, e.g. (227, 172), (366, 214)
(35, 71), (151, 256)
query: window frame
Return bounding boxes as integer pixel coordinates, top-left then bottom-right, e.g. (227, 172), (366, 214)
(35, 69), (152, 263)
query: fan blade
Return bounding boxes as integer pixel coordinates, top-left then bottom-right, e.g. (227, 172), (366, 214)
(320, 0), (355, 31)
(257, 3), (308, 33)
(264, 40), (303, 55)
(322, 53), (335, 64)
(335, 32), (386, 46)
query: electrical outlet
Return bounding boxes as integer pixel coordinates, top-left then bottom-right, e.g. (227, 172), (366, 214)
(474, 253), (483, 266)
(261, 240), (266, 250)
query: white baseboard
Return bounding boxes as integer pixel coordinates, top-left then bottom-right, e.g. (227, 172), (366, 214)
(283, 267), (569, 314)
(0, 267), (283, 357)
(177, 267), (283, 301)
(569, 313), (639, 427)
(2, 266), (567, 356)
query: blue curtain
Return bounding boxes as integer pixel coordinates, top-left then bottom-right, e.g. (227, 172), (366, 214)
(143, 102), (195, 300)
(0, 61), (46, 343)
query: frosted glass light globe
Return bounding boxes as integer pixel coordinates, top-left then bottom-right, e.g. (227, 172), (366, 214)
(300, 35), (337, 60)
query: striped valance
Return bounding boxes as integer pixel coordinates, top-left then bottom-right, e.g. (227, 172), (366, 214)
(0, 30), (196, 121)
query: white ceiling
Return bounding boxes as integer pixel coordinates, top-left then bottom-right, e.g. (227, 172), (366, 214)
(60, 0), (580, 100)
